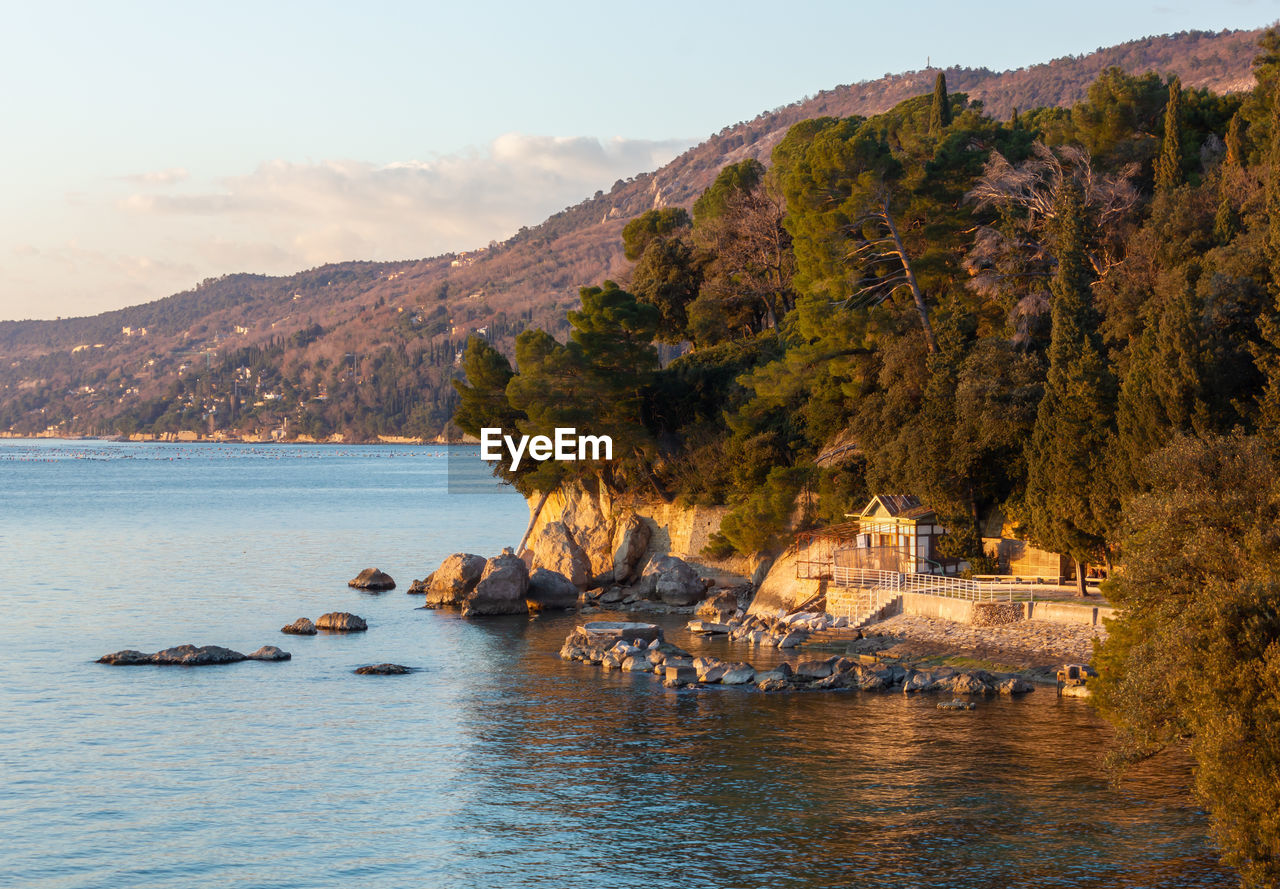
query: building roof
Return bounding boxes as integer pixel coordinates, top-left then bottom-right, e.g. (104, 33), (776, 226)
(855, 494), (937, 523)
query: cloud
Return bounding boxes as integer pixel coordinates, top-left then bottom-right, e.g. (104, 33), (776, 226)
(122, 167), (190, 185)
(2, 132), (692, 320)
(118, 133), (693, 266)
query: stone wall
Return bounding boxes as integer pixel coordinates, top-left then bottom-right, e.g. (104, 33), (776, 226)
(971, 601), (1024, 627)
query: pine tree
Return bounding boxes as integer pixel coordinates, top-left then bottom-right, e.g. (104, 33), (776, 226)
(1023, 180), (1117, 595)
(1256, 90), (1280, 453)
(1154, 76), (1183, 191)
(929, 72), (951, 135)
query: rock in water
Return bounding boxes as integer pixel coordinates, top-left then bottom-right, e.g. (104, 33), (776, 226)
(316, 612), (368, 632)
(150, 645), (247, 665)
(720, 664), (756, 685)
(423, 553), (487, 608)
(462, 549), (529, 617)
(406, 578), (428, 594)
(998, 677), (1034, 695)
(348, 568), (396, 591)
(96, 649), (152, 665)
(354, 663), (410, 675)
(281, 617), (317, 635)
(247, 646), (291, 661)
(526, 568), (580, 612)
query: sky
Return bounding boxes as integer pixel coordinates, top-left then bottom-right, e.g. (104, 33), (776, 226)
(1, 0), (1277, 321)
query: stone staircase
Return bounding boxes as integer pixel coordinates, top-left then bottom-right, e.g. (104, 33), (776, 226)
(825, 585), (903, 629)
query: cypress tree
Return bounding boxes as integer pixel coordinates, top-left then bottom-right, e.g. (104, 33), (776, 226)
(1154, 76), (1183, 191)
(929, 72), (951, 134)
(1023, 180), (1117, 596)
(1010, 107), (1020, 130)
(1224, 112), (1245, 167)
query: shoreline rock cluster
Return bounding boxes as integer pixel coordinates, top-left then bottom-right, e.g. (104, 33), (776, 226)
(410, 548), (579, 616)
(98, 644), (291, 666)
(558, 622), (1034, 696)
(687, 609), (848, 649)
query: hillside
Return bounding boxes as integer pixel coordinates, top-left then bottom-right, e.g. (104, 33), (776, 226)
(0, 26), (1268, 441)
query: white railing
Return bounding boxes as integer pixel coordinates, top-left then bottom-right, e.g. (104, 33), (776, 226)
(832, 566), (1011, 602)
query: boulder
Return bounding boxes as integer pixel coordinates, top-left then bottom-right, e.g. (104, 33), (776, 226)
(423, 553), (487, 608)
(757, 676), (791, 692)
(462, 550), (530, 617)
(611, 513), (651, 584)
(696, 590), (739, 624)
(720, 664), (756, 685)
(526, 568), (580, 612)
(150, 644), (247, 665)
(407, 578), (428, 594)
(281, 617), (316, 635)
(794, 656), (839, 680)
(946, 672), (995, 696)
(531, 522), (592, 588)
(96, 649), (152, 665)
(857, 668), (894, 691)
(348, 568), (396, 591)
(777, 630), (807, 649)
(621, 656), (653, 673)
(578, 621), (663, 646)
(646, 555), (705, 607)
(997, 677), (1035, 695)
(355, 663), (410, 675)
(597, 587), (627, 605)
(686, 620), (732, 635)
(247, 646), (291, 661)
(316, 612), (368, 632)
(665, 664), (697, 685)
(694, 656), (728, 683)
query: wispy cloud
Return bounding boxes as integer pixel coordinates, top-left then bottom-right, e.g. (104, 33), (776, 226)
(118, 133), (691, 265)
(122, 167), (190, 185)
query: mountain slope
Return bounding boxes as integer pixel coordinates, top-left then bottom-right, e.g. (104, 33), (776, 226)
(0, 26), (1268, 440)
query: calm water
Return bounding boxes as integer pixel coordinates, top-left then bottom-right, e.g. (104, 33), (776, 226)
(0, 440), (1233, 889)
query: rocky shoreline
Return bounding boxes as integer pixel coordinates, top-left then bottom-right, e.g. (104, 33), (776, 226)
(559, 621), (1036, 697)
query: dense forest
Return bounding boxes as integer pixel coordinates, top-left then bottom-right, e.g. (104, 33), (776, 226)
(0, 27), (1264, 441)
(454, 38), (1280, 888)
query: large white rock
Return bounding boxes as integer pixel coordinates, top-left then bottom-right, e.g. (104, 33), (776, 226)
(531, 522), (592, 588)
(423, 553), (487, 608)
(463, 550), (529, 617)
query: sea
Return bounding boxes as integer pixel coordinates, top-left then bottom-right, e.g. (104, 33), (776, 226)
(0, 439), (1235, 888)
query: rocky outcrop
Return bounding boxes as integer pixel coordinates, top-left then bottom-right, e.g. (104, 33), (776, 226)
(348, 568), (396, 591)
(521, 478), (749, 590)
(747, 548), (824, 617)
(355, 663), (411, 675)
(526, 568), (580, 612)
(407, 578), (428, 594)
(610, 513), (651, 584)
(99, 644), (288, 666)
(316, 612), (368, 632)
(421, 553), (486, 608)
(281, 617), (316, 635)
(462, 549), (529, 617)
(530, 522), (592, 588)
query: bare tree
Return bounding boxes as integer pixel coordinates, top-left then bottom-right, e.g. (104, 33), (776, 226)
(845, 191), (940, 355)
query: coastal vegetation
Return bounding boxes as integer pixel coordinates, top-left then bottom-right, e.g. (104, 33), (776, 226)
(453, 35), (1280, 885)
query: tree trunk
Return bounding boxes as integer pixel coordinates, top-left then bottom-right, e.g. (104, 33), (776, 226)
(1074, 559), (1088, 597)
(879, 200), (940, 355)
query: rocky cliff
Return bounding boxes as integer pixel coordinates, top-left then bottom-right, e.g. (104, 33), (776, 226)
(518, 478), (753, 587)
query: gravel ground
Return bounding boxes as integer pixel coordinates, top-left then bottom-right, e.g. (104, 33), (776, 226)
(861, 613), (1106, 666)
